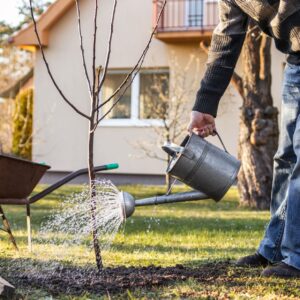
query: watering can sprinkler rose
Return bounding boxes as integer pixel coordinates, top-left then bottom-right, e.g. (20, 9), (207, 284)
(119, 133), (241, 219)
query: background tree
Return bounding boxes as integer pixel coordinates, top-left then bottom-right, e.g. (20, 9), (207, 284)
(136, 55), (200, 190)
(201, 21), (279, 209)
(0, 0), (52, 90)
(0, 98), (13, 153)
(0, 1), (52, 154)
(29, 0), (166, 271)
(0, 24), (32, 93)
(17, 0), (53, 30)
(0, 21), (32, 154)
(237, 23), (279, 209)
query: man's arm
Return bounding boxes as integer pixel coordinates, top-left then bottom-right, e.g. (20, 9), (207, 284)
(194, 0), (249, 117)
(188, 0), (249, 136)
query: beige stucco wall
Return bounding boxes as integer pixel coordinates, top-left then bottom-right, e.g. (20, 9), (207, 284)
(33, 0), (286, 175)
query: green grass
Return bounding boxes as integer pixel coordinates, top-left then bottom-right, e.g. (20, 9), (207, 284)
(1, 185), (300, 299)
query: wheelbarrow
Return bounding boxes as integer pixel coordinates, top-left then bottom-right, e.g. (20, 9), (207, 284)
(0, 153), (119, 251)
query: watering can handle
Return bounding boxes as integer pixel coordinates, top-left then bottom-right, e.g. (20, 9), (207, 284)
(213, 130), (229, 153)
(182, 131), (229, 154)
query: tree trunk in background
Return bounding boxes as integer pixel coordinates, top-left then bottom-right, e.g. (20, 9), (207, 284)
(238, 22), (279, 209)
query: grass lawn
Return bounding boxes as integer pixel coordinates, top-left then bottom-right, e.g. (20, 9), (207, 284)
(1, 185), (300, 299)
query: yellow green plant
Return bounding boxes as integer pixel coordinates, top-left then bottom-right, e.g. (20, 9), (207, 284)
(12, 87), (33, 160)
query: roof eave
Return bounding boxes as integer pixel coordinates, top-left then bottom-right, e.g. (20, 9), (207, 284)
(10, 0), (74, 48)
(10, 24), (48, 48)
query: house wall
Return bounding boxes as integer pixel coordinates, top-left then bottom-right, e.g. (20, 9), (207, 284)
(33, 0), (286, 176)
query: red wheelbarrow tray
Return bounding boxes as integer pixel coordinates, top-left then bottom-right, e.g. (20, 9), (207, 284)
(0, 154), (50, 202)
(0, 154), (119, 205)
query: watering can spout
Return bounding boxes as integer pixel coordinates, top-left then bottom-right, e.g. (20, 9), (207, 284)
(119, 190), (209, 219)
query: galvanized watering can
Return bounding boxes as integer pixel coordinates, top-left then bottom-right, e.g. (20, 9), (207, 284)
(120, 133), (241, 218)
(164, 133), (241, 201)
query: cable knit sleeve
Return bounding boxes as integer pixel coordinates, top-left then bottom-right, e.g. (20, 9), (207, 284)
(192, 0), (249, 117)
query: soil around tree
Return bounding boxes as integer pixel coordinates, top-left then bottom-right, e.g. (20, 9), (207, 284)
(2, 260), (263, 297)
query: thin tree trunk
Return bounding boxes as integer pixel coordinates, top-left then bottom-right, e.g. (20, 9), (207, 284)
(165, 134), (172, 192)
(238, 22), (279, 209)
(88, 117), (103, 271)
(166, 154), (172, 191)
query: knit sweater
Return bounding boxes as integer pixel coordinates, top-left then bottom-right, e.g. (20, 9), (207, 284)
(193, 0), (300, 117)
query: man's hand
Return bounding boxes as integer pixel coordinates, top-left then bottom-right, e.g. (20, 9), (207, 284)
(187, 111), (216, 137)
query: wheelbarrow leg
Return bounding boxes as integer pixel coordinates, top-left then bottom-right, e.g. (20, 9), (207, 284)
(26, 204), (32, 252)
(0, 205), (18, 251)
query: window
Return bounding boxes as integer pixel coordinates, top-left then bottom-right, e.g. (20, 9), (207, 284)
(139, 71), (169, 119)
(185, 0), (203, 27)
(102, 73), (131, 119)
(101, 69), (169, 126)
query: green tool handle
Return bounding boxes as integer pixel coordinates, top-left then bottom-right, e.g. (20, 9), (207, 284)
(105, 163), (119, 170)
(29, 163), (119, 203)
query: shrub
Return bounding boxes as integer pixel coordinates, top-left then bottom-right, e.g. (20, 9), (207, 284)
(0, 99), (13, 153)
(12, 88), (33, 160)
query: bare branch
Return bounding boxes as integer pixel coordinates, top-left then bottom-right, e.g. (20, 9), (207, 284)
(97, 0), (118, 95)
(75, 0), (92, 95)
(92, 0), (99, 95)
(136, 141), (167, 162)
(198, 41), (209, 54)
(94, 0), (167, 116)
(29, 0), (90, 120)
(231, 73), (245, 99)
(95, 66), (102, 124)
(96, 52), (144, 124)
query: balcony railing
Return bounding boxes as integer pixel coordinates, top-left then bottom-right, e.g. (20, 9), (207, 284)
(153, 0), (219, 41)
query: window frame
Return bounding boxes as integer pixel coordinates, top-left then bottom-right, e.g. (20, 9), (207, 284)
(100, 68), (169, 127)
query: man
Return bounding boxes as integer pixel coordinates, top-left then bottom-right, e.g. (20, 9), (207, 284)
(188, 0), (300, 278)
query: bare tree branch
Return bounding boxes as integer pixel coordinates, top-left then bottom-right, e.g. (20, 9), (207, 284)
(136, 140), (167, 162)
(95, 66), (102, 123)
(29, 0), (90, 120)
(231, 73), (245, 99)
(94, 0), (167, 117)
(92, 0), (99, 96)
(96, 51), (145, 125)
(75, 0), (92, 95)
(198, 41), (209, 53)
(93, 0), (117, 128)
(97, 0), (118, 95)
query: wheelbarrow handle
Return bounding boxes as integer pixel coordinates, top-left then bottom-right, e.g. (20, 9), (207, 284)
(29, 163), (119, 204)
